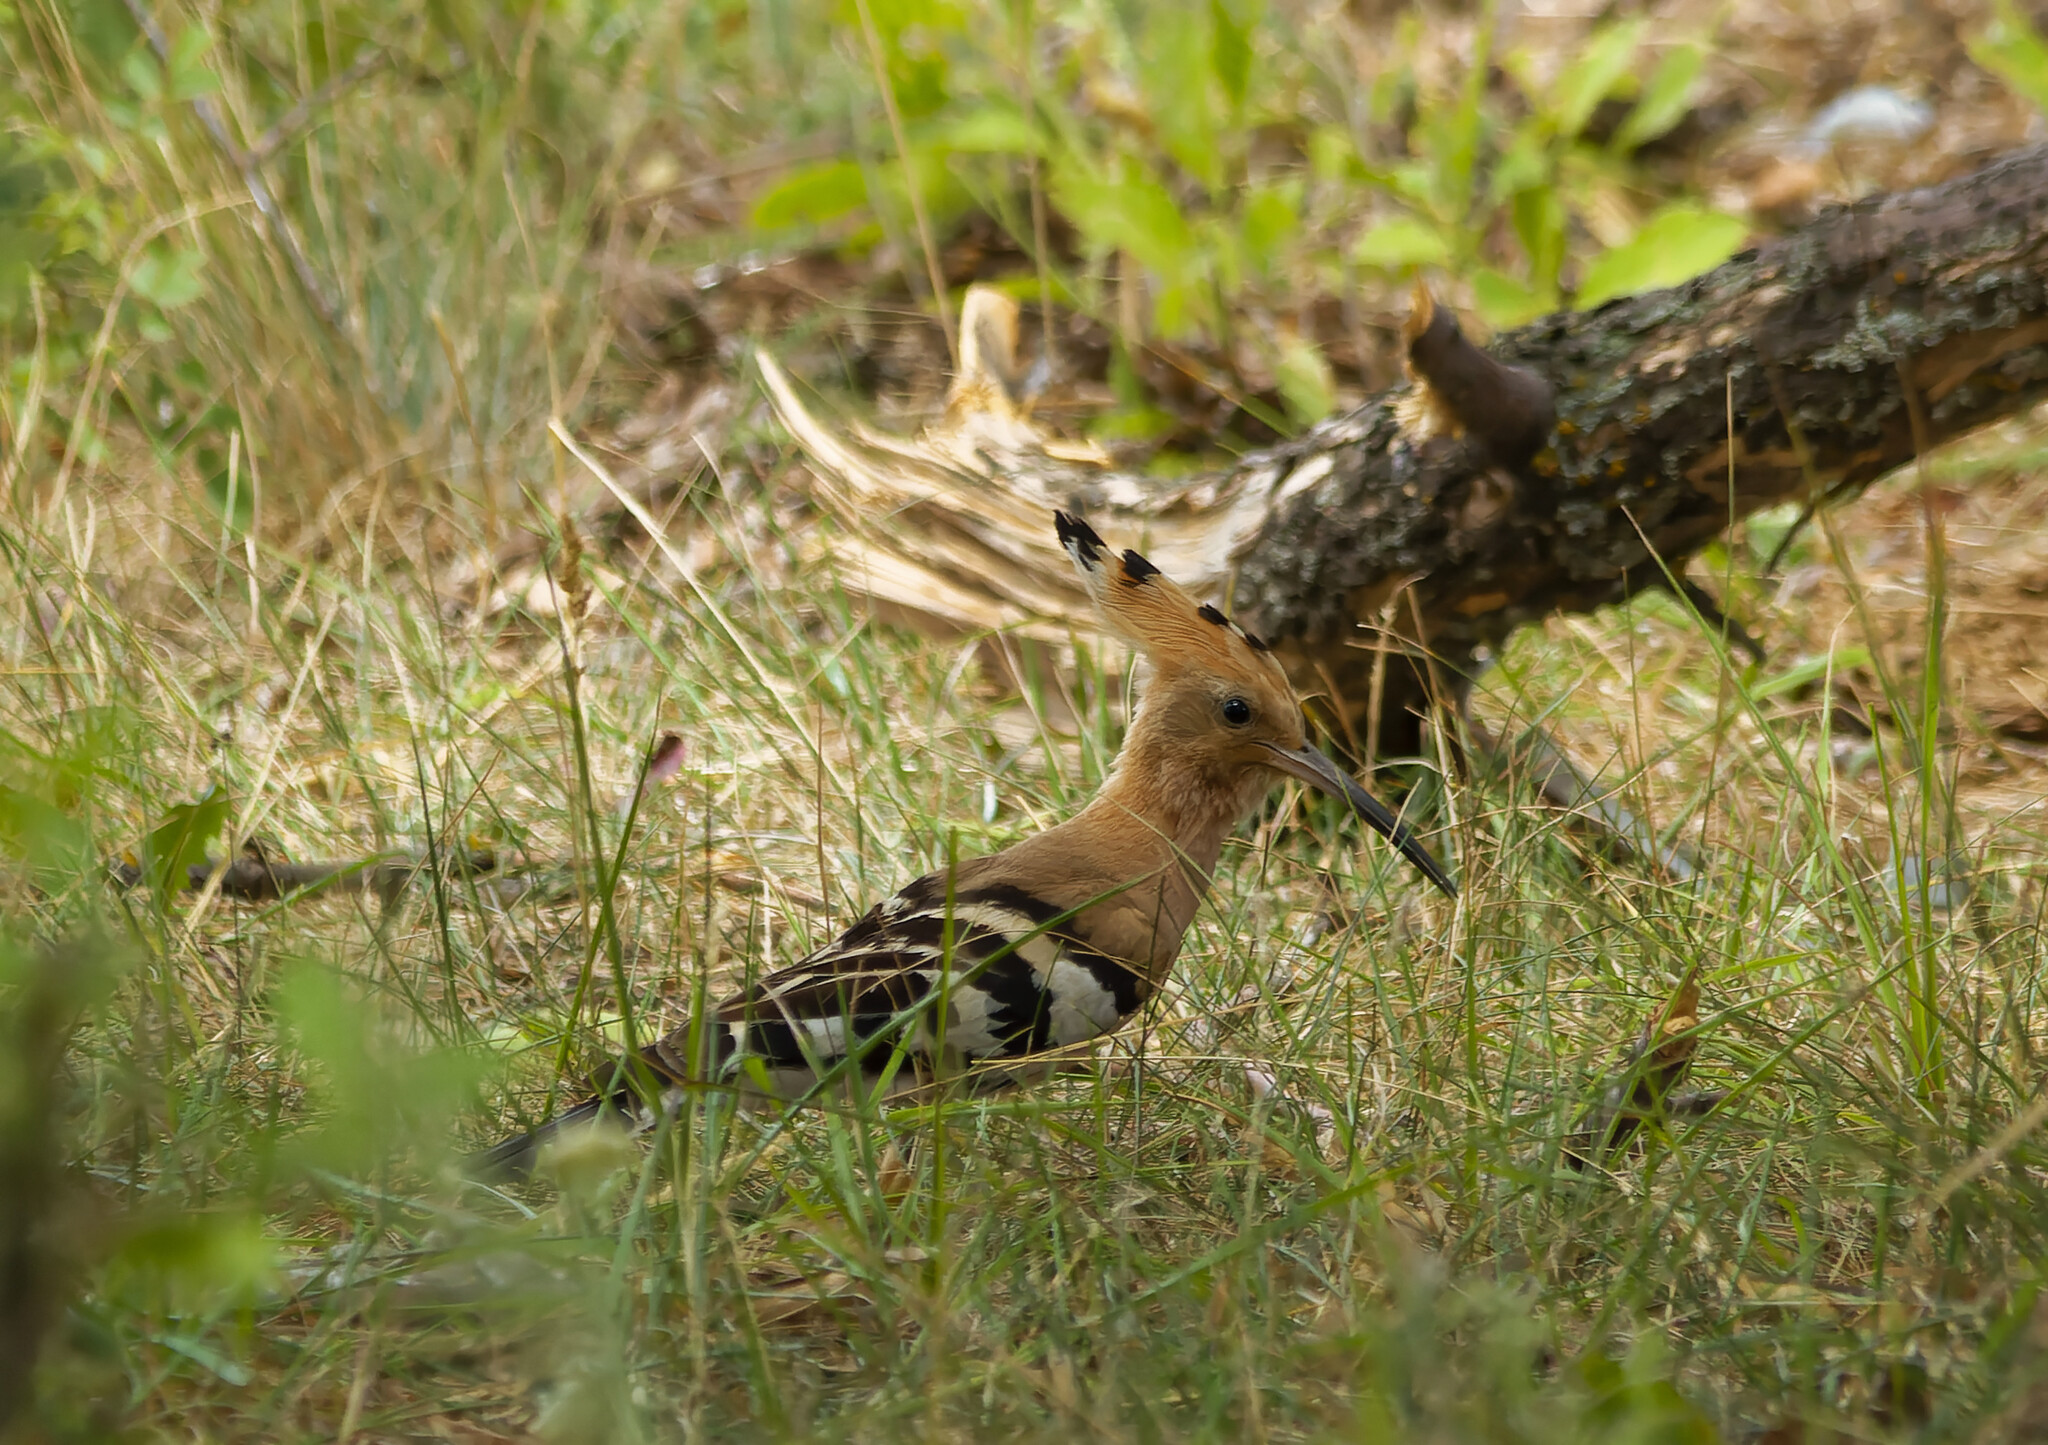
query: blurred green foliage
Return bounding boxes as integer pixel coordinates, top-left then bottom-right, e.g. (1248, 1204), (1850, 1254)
(1345, 18), (1732, 325)
(272, 959), (487, 1175)
(11, 0), (2048, 500)
(1971, 0), (2048, 116)
(2, 0), (1753, 505)
(754, 0), (1742, 363)
(3, 0), (687, 511)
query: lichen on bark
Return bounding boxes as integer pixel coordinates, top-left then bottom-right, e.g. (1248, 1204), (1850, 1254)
(1226, 144), (2048, 748)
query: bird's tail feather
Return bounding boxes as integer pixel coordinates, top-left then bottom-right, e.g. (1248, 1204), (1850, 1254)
(467, 1094), (617, 1180)
(470, 1044), (692, 1181)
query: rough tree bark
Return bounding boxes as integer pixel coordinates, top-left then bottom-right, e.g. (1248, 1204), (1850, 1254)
(764, 144), (2048, 756)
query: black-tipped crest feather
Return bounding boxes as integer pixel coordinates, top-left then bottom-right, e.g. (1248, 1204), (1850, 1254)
(1054, 510), (1105, 566)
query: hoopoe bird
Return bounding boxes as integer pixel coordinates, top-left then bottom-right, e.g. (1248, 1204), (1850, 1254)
(476, 512), (1456, 1176)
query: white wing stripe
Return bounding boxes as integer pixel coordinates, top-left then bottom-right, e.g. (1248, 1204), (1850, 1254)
(1046, 955), (1124, 1045)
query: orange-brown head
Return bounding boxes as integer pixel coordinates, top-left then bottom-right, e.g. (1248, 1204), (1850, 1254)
(1055, 512), (1456, 897)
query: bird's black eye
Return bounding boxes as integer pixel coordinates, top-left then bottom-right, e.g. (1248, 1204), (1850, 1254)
(1221, 696), (1253, 727)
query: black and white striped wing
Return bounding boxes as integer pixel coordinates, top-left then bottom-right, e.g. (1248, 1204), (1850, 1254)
(479, 876), (1151, 1175)
(662, 873), (1146, 1092)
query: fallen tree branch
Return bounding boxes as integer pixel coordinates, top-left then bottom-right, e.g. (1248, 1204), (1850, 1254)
(109, 839), (504, 907)
(764, 144), (2048, 754)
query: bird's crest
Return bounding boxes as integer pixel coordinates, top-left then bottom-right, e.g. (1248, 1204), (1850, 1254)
(1055, 511), (1278, 680)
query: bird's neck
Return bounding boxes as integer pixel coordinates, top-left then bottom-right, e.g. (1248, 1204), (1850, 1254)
(1077, 724), (1267, 882)
(989, 708), (1271, 985)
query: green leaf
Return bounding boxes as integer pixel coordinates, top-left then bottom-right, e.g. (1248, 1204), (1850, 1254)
(0, 784), (92, 882)
(153, 1332), (253, 1387)
(1488, 126), (1550, 203)
(1092, 342), (1178, 441)
(120, 47), (163, 104)
(1753, 647), (1873, 700)
(1150, 277), (1212, 341)
(1143, 14), (1222, 190)
(1241, 182), (1300, 277)
(750, 160), (870, 231)
(1050, 162), (1195, 282)
(111, 1211), (276, 1315)
(1970, 0), (2048, 116)
(1089, 403), (1178, 445)
(1371, 161), (1428, 210)
(166, 24), (220, 101)
(1198, 212), (1244, 297)
(1415, 29), (1490, 216)
(276, 961), (486, 1171)
(0, 212), (53, 323)
(1471, 267), (1555, 329)
(1211, 0), (1252, 109)
(1350, 215), (1451, 271)
(141, 784), (228, 897)
(931, 107), (1043, 155)
(200, 444), (254, 531)
(1274, 333), (1334, 427)
(1551, 17), (1646, 138)
(68, 0), (141, 67)
(129, 243), (206, 309)
(1510, 186), (1566, 292)
(1576, 205), (1747, 308)
(1307, 125), (1355, 184)
(1614, 42), (1704, 151)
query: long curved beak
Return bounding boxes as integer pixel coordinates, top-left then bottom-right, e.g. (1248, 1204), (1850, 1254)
(1261, 742), (1458, 898)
